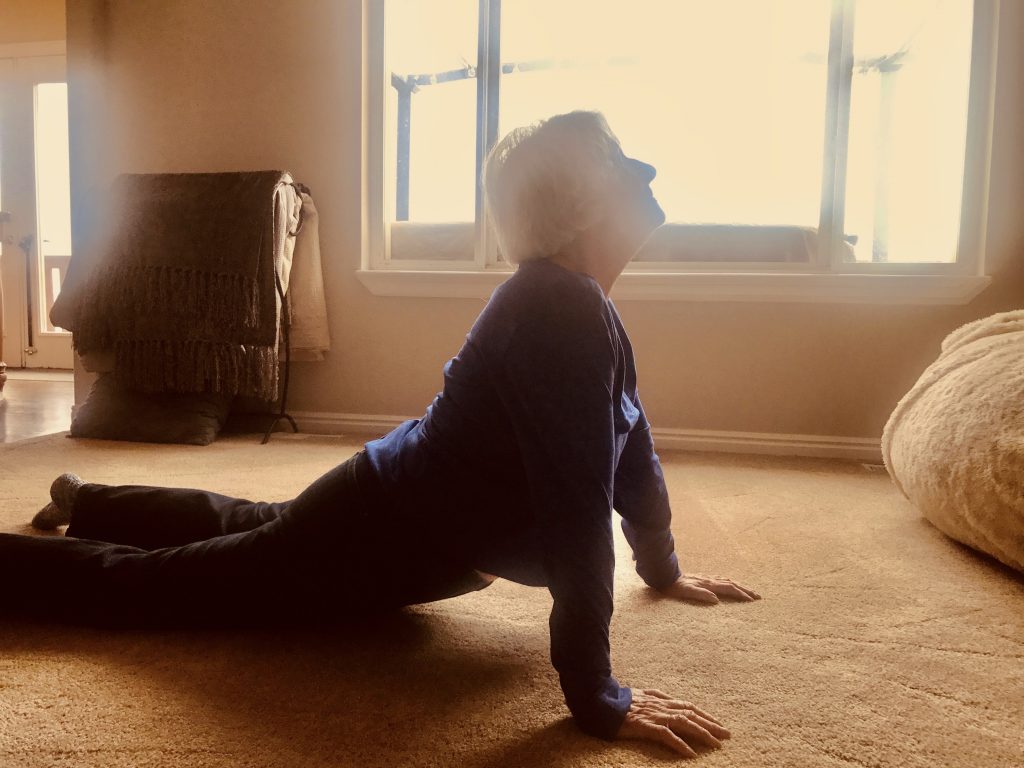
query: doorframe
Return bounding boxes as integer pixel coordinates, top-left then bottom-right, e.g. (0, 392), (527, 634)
(0, 44), (74, 370)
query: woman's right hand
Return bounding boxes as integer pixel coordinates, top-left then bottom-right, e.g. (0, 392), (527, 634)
(616, 689), (731, 758)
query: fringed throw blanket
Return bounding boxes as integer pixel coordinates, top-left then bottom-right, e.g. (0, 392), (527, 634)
(62, 171), (295, 401)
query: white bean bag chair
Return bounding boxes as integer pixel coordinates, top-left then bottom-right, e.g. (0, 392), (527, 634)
(882, 310), (1024, 572)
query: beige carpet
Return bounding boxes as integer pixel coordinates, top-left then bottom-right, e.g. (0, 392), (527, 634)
(1, 433), (1021, 767)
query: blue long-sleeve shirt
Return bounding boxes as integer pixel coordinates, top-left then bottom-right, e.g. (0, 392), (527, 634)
(363, 258), (681, 739)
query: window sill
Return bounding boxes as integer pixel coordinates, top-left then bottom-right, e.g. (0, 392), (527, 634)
(356, 269), (991, 305)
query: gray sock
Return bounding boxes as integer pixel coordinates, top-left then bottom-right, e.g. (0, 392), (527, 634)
(50, 472), (84, 512)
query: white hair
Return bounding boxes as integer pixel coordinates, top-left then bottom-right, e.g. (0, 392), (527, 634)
(482, 111), (622, 264)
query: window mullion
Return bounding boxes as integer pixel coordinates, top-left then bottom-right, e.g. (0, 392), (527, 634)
(367, 0), (387, 269)
(817, 0), (856, 272)
(474, 0), (501, 268)
(956, 0), (999, 277)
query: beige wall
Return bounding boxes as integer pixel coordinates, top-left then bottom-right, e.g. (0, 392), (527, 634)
(0, 0), (64, 45)
(66, 0), (1023, 441)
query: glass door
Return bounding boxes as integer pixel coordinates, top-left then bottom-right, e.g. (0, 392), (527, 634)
(0, 53), (73, 370)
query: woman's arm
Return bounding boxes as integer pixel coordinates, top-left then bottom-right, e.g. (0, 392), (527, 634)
(614, 411), (681, 589)
(614, 390), (758, 604)
(607, 307), (681, 589)
(494, 304), (631, 739)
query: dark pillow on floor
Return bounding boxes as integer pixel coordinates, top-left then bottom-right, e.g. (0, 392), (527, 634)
(71, 374), (232, 446)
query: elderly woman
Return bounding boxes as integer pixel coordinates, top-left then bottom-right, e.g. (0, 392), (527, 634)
(4, 111), (758, 758)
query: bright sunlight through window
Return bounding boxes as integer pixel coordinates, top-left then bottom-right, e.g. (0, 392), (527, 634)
(34, 82), (72, 333)
(378, 0), (977, 268)
(34, 82), (72, 259)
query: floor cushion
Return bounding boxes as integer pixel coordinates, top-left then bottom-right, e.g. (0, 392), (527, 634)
(71, 373), (232, 446)
(882, 310), (1024, 572)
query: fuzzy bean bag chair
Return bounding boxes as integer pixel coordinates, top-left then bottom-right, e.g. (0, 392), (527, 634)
(882, 310), (1024, 573)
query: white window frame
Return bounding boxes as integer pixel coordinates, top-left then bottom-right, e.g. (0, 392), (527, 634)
(360, 0), (998, 304)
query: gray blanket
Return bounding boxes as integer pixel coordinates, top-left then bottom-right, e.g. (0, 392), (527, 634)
(55, 171), (293, 400)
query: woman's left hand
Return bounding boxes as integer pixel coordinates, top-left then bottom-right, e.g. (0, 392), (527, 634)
(661, 574), (761, 604)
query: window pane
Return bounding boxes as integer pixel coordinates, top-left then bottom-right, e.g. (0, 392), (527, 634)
(843, 0), (973, 263)
(34, 82), (72, 332)
(34, 82), (72, 259)
(385, 0), (478, 225)
(499, 0), (830, 230)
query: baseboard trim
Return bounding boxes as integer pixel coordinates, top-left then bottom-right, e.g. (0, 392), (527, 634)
(290, 411), (882, 462)
(650, 427), (882, 462)
(290, 411), (409, 438)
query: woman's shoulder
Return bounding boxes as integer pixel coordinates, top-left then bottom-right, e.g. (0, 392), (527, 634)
(493, 259), (609, 328)
(465, 260), (614, 369)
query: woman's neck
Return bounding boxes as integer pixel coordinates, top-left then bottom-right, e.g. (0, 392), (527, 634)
(549, 232), (631, 296)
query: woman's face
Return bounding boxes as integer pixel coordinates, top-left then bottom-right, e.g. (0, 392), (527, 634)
(605, 149), (666, 254)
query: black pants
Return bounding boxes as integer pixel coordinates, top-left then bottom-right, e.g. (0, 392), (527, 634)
(0, 452), (486, 628)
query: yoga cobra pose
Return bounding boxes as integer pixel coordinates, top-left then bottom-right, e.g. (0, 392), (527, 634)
(4, 111), (759, 758)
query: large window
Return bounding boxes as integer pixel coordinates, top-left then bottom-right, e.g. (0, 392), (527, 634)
(365, 0), (996, 301)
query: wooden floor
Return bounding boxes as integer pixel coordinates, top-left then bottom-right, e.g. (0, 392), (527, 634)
(0, 372), (75, 444)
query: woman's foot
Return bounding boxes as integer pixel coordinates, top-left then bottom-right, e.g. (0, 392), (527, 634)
(30, 473), (85, 530)
(50, 472), (85, 512)
(30, 502), (70, 530)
